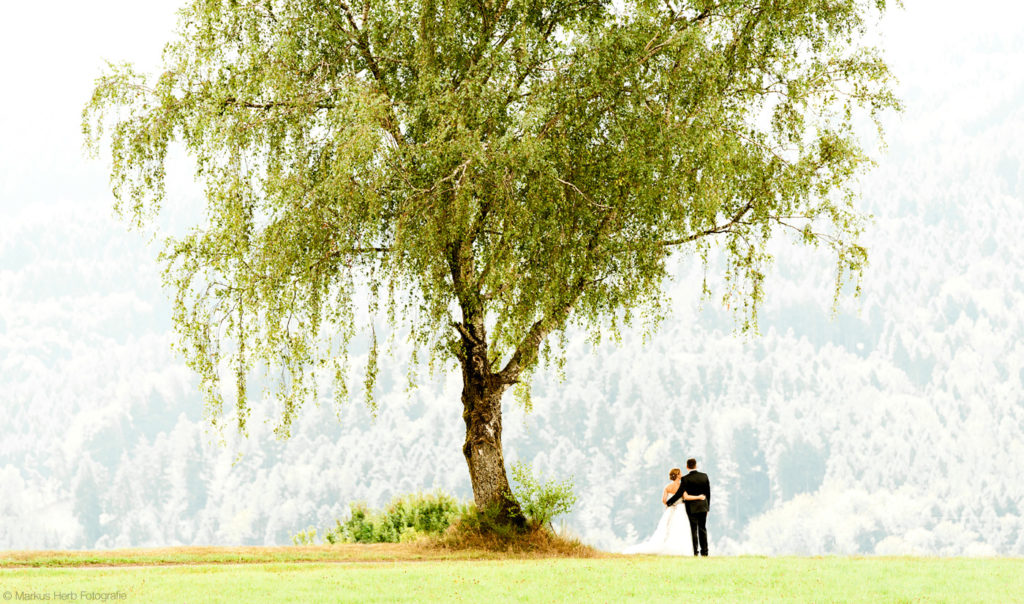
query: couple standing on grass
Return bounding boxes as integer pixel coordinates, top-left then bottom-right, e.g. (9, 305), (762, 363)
(624, 458), (711, 556)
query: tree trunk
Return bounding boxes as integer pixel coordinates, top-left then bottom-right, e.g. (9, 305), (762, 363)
(458, 322), (523, 526)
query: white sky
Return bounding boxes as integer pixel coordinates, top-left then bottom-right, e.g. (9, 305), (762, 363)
(0, 0), (181, 210)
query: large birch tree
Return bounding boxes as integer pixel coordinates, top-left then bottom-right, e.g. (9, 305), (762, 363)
(85, 0), (899, 522)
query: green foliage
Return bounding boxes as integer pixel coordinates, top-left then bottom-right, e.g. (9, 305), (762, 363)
(315, 492), (467, 544)
(507, 461), (577, 530)
(296, 478), (574, 546)
(84, 1), (901, 437)
(448, 500), (526, 544)
(290, 526), (318, 546)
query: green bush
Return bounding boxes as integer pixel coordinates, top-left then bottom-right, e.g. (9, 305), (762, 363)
(314, 492), (467, 544)
(291, 526), (318, 546)
(291, 473), (576, 546)
(508, 461), (577, 530)
(450, 499), (525, 543)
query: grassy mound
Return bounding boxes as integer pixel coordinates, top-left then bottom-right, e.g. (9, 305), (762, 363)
(429, 506), (599, 557)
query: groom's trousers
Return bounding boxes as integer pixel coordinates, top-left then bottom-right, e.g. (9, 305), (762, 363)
(686, 512), (708, 556)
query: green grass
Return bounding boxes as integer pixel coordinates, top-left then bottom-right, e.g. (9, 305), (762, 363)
(0, 544), (506, 568)
(1, 551), (1021, 603)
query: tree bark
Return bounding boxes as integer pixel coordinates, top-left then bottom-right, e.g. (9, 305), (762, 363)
(457, 319), (523, 526)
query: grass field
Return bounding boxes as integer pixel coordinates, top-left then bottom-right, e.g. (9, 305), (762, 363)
(1, 546), (1021, 603)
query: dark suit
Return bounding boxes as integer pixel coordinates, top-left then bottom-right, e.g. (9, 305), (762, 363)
(665, 469), (711, 556)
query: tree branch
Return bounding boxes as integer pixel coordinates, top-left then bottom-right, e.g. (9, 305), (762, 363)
(221, 97), (335, 111)
(495, 209), (618, 384)
(331, 245), (391, 254)
(661, 200), (754, 247)
(539, 9), (712, 139)
(336, 0), (406, 146)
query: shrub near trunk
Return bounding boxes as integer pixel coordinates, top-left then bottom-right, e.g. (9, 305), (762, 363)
(299, 469), (577, 547)
(508, 462), (577, 531)
(323, 492), (467, 544)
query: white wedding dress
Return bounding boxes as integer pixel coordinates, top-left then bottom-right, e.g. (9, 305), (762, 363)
(623, 500), (693, 555)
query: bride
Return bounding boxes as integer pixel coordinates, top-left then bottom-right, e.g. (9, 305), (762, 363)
(623, 467), (706, 555)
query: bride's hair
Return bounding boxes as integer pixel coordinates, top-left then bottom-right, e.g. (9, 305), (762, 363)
(669, 468), (681, 480)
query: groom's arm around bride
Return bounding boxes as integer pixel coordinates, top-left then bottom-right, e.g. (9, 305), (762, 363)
(666, 466), (710, 512)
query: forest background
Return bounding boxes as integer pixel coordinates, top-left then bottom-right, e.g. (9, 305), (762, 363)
(1, 0), (1022, 555)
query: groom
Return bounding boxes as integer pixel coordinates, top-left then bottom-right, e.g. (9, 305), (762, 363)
(665, 458), (711, 556)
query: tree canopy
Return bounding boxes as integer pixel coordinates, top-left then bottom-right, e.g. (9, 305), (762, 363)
(85, 0), (899, 514)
